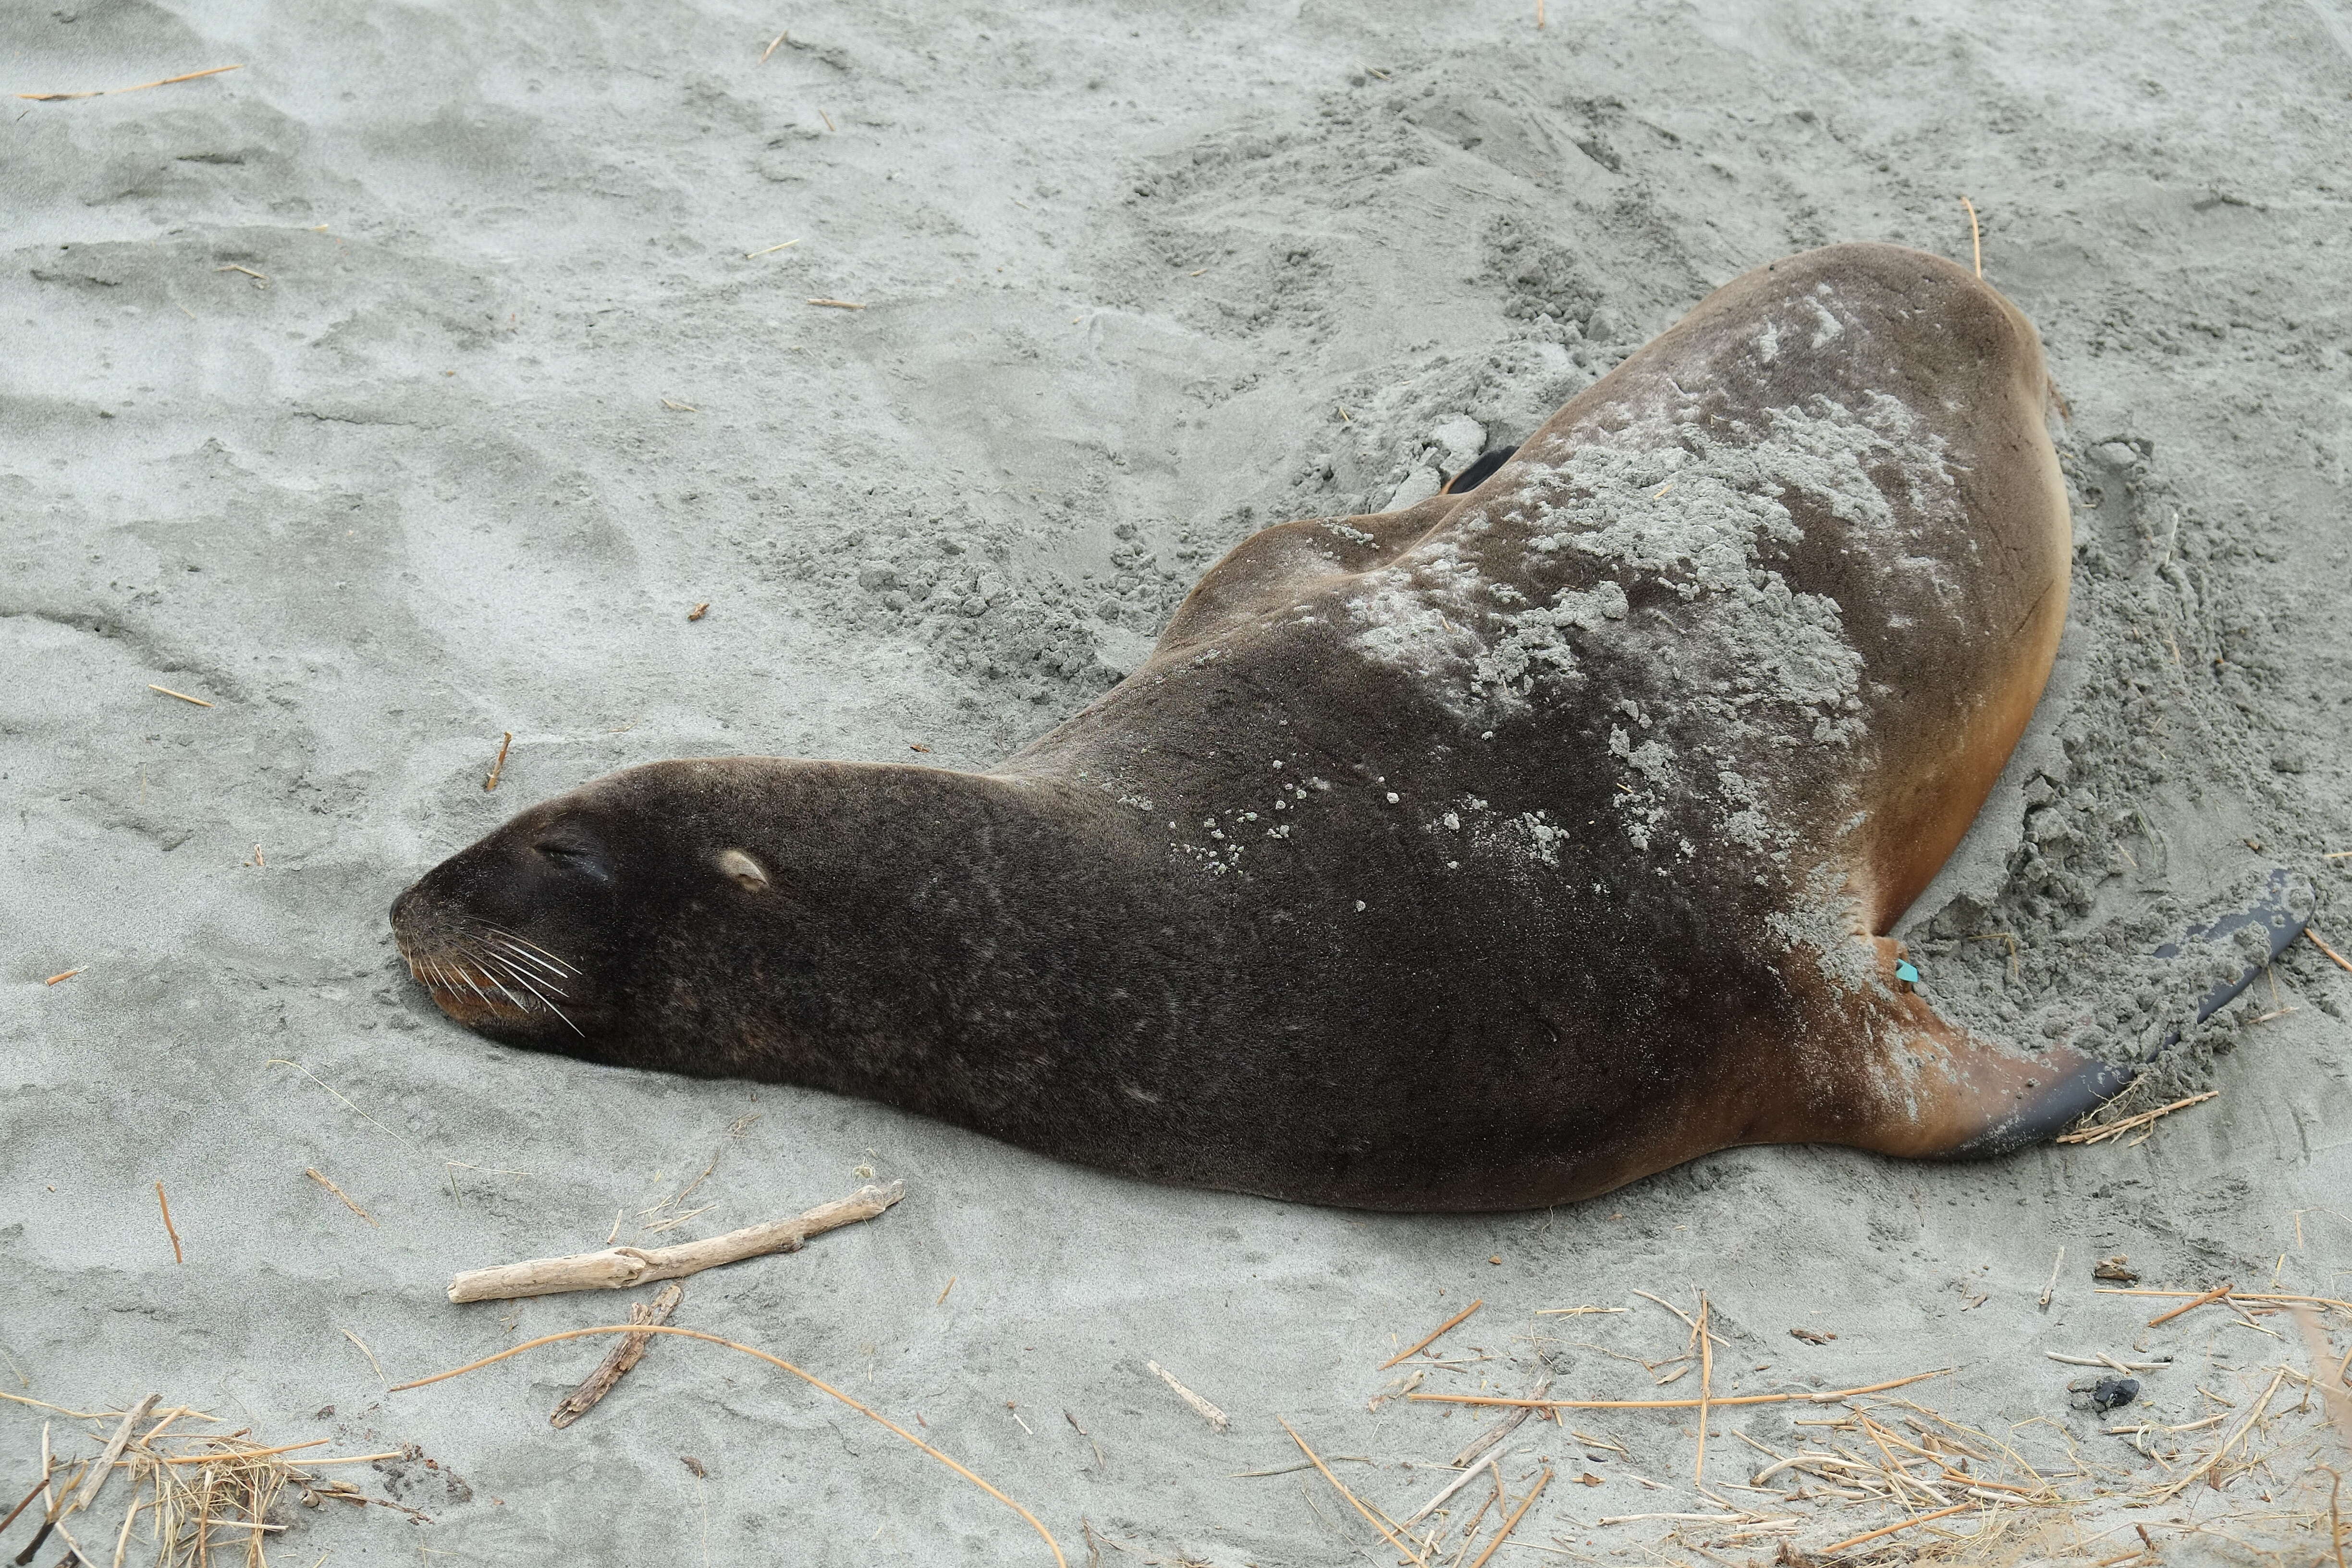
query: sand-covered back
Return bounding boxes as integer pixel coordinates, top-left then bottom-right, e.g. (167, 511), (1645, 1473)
(4, 2), (2349, 1564)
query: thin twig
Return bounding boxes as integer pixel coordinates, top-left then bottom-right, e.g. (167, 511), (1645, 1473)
(304, 1168), (377, 1227)
(483, 731), (512, 792)
(1959, 197), (1983, 278)
(2149, 1283), (2233, 1327)
(1450, 1379), (1550, 1468)
(2309, 929), (2352, 974)
(154, 1181), (183, 1265)
(342, 1329), (384, 1384)
(1695, 1294), (1714, 1483)
(1823, 1500), (1972, 1554)
(1402, 1456), (1501, 1529)
(146, 685), (212, 708)
(0, 1462), (54, 1538)
(1633, 1289), (1729, 1348)
(1384, 1299), (1483, 1369)
(1146, 1362), (1227, 1431)
(1468, 1468), (1552, 1568)
(159, 1439), (326, 1467)
(2325, 1468), (2344, 1568)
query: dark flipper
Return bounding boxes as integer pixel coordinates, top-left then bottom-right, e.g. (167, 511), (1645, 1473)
(1443, 445), (1519, 495)
(1948, 867), (2310, 1157)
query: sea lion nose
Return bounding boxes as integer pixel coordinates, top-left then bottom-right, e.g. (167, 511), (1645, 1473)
(389, 878), (429, 947)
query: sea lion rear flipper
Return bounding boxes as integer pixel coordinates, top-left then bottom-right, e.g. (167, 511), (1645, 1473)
(1946, 867), (2312, 1156)
(1831, 871), (2313, 1160)
(2155, 867), (2310, 1025)
(1792, 936), (2115, 1161)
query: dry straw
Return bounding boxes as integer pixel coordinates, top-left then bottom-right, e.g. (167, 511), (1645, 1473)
(1384, 1280), (2352, 1568)
(16, 65), (242, 102)
(1, 1394), (407, 1566)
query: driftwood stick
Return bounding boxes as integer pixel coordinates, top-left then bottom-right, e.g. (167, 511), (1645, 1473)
(551, 1284), (684, 1428)
(447, 1181), (904, 1303)
(62, 1395), (156, 1525)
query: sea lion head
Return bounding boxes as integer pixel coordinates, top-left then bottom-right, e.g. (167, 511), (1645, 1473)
(391, 756), (1068, 1083)
(390, 759), (811, 1069)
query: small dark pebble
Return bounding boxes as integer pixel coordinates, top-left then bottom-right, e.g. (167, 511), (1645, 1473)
(2092, 1377), (2139, 1411)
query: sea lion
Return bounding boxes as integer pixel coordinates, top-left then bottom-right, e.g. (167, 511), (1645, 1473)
(393, 242), (2132, 1212)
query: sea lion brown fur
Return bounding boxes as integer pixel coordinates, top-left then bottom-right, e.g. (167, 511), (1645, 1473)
(393, 242), (2098, 1211)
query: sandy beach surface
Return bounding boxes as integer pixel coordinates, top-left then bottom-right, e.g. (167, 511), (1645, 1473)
(5, 1), (2350, 1563)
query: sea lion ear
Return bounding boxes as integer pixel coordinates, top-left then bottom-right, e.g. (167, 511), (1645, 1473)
(713, 848), (771, 892)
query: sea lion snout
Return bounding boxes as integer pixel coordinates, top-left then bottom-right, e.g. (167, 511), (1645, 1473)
(392, 809), (619, 1045)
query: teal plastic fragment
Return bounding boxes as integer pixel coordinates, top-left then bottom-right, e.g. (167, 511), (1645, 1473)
(1894, 959), (1920, 984)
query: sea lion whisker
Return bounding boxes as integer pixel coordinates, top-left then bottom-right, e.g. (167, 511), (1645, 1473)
(474, 951), (585, 1036)
(486, 951), (570, 1002)
(461, 921), (566, 973)
(445, 956), (508, 1016)
(453, 942), (539, 1018)
(470, 923), (580, 977)
(430, 954), (469, 1000)
(477, 967), (533, 1015)
(470, 931), (571, 982)
(477, 933), (575, 985)
(512, 979), (585, 1037)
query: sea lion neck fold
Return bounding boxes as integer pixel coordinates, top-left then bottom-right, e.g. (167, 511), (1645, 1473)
(398, 242), (2114, 1211)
